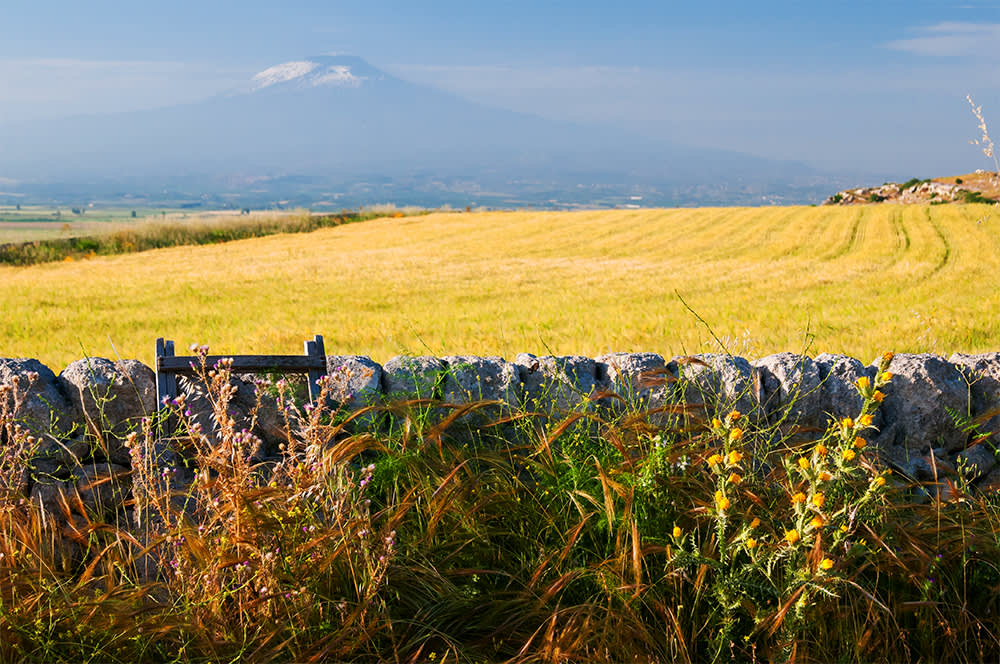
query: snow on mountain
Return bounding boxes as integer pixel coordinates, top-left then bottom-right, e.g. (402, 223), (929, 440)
(251, 57), (372, 90)
(252, 61), (317, 88)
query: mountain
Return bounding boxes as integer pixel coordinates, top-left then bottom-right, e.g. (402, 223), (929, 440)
(0, 55), (843, 206)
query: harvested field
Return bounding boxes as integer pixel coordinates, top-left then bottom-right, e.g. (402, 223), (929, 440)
(2, 204), (999, 368)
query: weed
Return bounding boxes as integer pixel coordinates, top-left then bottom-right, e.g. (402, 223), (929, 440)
(2, 349), (1000, 661)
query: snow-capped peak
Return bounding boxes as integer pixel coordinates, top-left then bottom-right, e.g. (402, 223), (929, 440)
(252, 61), (318, 88)
(251, 58), (372, 90)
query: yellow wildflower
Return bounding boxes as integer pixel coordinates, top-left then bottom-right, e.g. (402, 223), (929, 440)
(750, 517), (761, 528)
(728, 472), (743, 485)
(727, 450), (743, 465)
(745, 538), (757, 549)
(729, 427), (744, 442)
(785, 529), (800, 544)
(707, 454), (724, 466)
(853, 437), (867, 449)
(843, 449), (856, 462)
(856, 376), (870, 390)
(882, 371), (893, 382)
(819, 471), (832, 481)
(820, 558), (834, 570)
(810, 515), (825, 529)
(812, 493), (826, 508)
(840, 525), (849, 533)
(672, 525), (683, 538)
(726, 410), (742, 423)
(816, 444), (828, 457)
(798, 457), (810, 470)
(874, 476), (886, 487)
(715, 491), (731, 511)
(842, 417), (854, 429)
(860, 414), (874, 427)
(712, 417), (723, 429)
(792, 492), (807, 504)
(872, 391), (885, 403)
(882, 351), (894, 364)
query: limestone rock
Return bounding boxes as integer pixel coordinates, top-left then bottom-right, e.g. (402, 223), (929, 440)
(441, 356), (520, 406)
(949, 352), (1000, 439)
(382, 356), (447, 400)
(59, 358), (156, 464)
(957, 444), (997, 481)
(178, 373), (289, 460)
(515, 354), (598, 414)
(0, 358), (73, 438)
(674, 354), (758, 420)
(877, 354), (968, 453)
(753, 353), (828, 432)
(72, 462), (131, 517)
(814, 353), (876, 422)
(325, 355), (384, 429)
(595, 352), (669, 413)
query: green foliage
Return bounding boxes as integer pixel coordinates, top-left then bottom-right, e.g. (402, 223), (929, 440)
(2, 352), (1000, 661)
(963, 189), (997, 204)
(0, 209), (422, 266)
(900, 177), (930, 191)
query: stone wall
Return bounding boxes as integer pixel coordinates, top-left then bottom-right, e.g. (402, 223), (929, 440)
(3, 351), (1000, 502)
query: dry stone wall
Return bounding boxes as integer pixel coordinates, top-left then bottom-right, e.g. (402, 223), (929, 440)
(4, 351), (1000, 502)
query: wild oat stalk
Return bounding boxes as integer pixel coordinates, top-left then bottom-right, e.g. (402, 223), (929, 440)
(967, 94), (1000, 175)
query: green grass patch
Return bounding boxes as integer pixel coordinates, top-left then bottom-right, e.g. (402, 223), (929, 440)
(2, 352), (998, 662)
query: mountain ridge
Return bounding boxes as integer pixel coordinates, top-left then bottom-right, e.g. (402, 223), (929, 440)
(0, 55), (853, 207)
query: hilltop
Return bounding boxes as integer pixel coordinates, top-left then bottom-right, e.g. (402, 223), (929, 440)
(824, 171), (1000, 205)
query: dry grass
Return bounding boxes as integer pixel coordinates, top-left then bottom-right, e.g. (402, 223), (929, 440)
(2, 204), (1000, 369)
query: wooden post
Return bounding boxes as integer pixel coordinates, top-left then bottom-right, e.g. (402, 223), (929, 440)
(305, 334), (326, 403)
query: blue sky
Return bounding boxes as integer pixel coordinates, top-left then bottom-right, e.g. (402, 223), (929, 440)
(2, 0), (1000, 177)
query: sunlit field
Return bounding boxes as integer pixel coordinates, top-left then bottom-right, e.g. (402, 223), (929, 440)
(3, 204), (999, 369)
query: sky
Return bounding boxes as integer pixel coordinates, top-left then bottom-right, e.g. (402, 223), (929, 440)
(2, 0), (1000, 178)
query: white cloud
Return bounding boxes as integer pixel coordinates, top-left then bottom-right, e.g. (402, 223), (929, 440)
(885, 22), (1000, 58)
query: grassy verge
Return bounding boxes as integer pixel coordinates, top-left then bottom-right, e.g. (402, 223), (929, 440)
(2, 353), (999, 662)
(0, 206), (425, 266)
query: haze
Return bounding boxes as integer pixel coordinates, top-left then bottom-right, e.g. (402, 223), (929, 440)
(2, 0), (999, 180)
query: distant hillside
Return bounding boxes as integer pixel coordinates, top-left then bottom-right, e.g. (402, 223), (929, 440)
(0, 55), (850, 208)
(824, 171), (1000, 205)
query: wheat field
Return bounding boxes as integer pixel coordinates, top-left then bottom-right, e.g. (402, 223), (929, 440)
(2, 204), (999, 370)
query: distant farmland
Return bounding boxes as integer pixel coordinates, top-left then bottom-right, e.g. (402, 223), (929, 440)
(2, 205), (999, 369)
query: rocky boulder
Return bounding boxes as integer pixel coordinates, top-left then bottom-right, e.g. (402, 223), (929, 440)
(949, 352), (1000, 439)
(753, 353), (828, 433)
(441, 356), (520, 406)
(674, 354), (759, 421)
(515, 354), (598, 414)
(876, 353), (968, 454)
(58, 358), (156, 465)
(0, 358), (74, 438)
(382, 356), (447, 400)
(595, 352), (669, 414)
(177, 372), (290, 460)
(325, 355), (384, 429)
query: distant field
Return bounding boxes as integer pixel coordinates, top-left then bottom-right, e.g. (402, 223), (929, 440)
(0, 205), (310, 244)
(2, 204), (999, 370)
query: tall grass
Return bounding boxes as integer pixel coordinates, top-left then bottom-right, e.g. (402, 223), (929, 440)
(2, 351), (1000, 661)
(0, 207), (425, 266)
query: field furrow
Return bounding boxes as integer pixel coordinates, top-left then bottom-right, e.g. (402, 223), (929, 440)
(2, 204), (999, 369)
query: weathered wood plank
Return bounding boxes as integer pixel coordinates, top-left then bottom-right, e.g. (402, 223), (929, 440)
(157, 354), (325, 374)
(305, 335), (327, 402)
